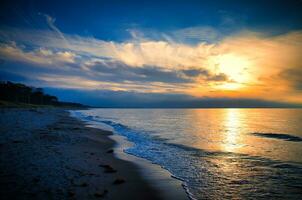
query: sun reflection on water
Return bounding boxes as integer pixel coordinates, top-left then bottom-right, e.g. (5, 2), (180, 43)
(223, 109), (243, 152)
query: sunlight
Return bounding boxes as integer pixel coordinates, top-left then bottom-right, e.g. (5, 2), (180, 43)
(222, 109), (242, 152)
(215, 53), (251, 90)
(217, 82), (242, 90)
(218, 54), (250, 82)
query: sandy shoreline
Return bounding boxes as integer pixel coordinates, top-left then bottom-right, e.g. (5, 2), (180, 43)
(0, 108), (186, 199)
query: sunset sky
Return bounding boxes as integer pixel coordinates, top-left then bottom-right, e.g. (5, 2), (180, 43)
(0, 0), (302, 107)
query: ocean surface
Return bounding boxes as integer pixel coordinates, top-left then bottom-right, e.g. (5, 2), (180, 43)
(71, 108), (302, 199)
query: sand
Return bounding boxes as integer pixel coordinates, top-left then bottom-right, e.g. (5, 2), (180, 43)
(0, 108), (174, 200)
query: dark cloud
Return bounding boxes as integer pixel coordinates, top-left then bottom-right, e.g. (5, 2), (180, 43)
(89, 60), (230, 84)
(182, 68), (209, 77)
(89, 60), (190, 83)
(181, 68), (228, 81)
(279, 67), (302, 90)
(44, 87), (302, 108)
(0, 70), (28, 82)
(0, 55), (230, 93)
(206, 73), (228, 81)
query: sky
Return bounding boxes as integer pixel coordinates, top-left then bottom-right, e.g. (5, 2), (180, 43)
(0, 0), (302, 107)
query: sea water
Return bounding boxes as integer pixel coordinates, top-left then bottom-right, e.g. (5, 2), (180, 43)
(71, 108), (302, 199)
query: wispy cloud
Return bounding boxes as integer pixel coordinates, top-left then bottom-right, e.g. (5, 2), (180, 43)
(0, 42), (76, 66)
(41, 13), (70, 47)
(171, 26), (221, 43)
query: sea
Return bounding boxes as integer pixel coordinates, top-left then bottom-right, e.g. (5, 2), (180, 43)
(71, 108), (302, 199)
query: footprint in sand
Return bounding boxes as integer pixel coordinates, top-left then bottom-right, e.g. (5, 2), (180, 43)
(99, 164), (117, 173)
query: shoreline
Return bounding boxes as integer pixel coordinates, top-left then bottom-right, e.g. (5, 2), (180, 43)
(84, 122), (189, 200)
(70, 110), (189, 200)
(70, 110), (190, 200)
(0, 108), (176, 199)
(110, 134), (191, 200)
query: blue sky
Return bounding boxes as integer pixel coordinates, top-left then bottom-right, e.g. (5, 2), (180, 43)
(2, 0), (302, 41)
(0, 0), (302, 107)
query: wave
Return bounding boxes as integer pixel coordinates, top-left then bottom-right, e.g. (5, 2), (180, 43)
(251, 132), (302, 142)
(72, 111), (302, 199)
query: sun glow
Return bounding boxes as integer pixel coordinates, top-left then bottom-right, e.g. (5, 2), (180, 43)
(217, 82), (243, 90)
(215, 53), (251, 90)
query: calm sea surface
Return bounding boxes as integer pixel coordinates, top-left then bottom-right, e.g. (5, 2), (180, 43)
(72, 109), (302, 199)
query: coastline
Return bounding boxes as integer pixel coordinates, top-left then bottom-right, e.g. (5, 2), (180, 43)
(0, 108), (178, 199)
(84, 122), (189, 200)
(70, 109), (189, 200)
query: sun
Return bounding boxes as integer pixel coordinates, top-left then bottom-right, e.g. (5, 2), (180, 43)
(215, 53), (251, 90)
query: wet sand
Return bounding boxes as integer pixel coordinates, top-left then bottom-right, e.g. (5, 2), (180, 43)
(0, 108), (171, 199)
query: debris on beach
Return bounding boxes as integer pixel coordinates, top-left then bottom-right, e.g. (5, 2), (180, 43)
(113, 178), (125, 185)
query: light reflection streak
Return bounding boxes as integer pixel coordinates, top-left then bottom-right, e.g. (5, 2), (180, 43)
(223, 109), (242, 152)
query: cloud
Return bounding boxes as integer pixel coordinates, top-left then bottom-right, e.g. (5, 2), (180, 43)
(278, 67), (302, 91)
(0, 22), (302, 103)
(171, 26), (221, 43)
(44, 87), (301, 108)
(0, 71), (28, 82)
(182, 68), (207, 77)
(89, 60), (189, 83)
(0, 42), (76, 66)
(85, 59), (229, 84)
(33, 74), (194, 94)
(0, 27), (219, 69)
(42, 14), (69, 47)
(181, 68), (228, 81)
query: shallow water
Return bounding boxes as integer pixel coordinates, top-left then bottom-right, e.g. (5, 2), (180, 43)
(72, 108), (302, 199)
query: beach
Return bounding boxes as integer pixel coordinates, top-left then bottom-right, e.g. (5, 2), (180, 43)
(0, 108), (186, 200)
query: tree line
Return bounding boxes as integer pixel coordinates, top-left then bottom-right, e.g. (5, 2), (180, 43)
(0, 81), (86, 107)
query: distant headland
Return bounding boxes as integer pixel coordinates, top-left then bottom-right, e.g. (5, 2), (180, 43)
(0, 81), (88, 108)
